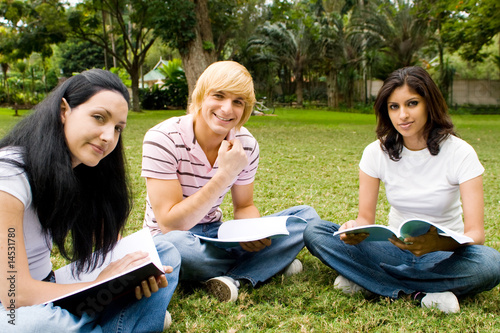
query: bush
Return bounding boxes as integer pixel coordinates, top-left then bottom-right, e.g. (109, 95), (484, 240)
(139, 86), (169, 110)
(139, 80), (188, 110)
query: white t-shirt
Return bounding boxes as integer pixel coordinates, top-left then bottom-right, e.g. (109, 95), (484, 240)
(359, 135), (484, 233)
(0, 148), (52, 280)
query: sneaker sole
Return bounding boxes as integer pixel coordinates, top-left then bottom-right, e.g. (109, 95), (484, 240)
(206, 278), (238, 302)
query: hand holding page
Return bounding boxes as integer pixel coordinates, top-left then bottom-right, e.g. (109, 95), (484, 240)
(195, 215), (306, 248)
(333, 219), (473, 244)
(46, 229), (165, 315)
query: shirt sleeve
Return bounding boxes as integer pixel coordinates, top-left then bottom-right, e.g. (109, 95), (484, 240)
(0, 159), (32, 207)
(359, 141), (382, 179)
(141, 128), (179, 180)
(452, 140), (484, 184)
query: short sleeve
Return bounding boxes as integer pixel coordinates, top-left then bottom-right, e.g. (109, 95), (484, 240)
(0, 153), (32, 207)
(359, 141), (382, 179)
(452, 140), (484, 184)
(141, 127), (179, 180)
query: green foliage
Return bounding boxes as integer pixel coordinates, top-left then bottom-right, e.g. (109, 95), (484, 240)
(354, 0), (431, 80)
(0, 0), (68, 59)
(441, 0), (500, 63)
(108, 67), (131, 87)
(139, 86), (169, 110)
(148, 0), (197, 55)
(55, 39), (108, 77)
(139, 82), (187, 110)
(202, 41), (215, 51)
(140, 59), (188, 109)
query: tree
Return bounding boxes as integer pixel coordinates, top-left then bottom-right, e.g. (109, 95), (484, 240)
(1, 0), (68, 104)
(149, 0), (216, 98)
(352, 0), (431, 80)
(68, 0), (166, 111)
(0, 0), (68, 59)
(441, 0), (500, 63)
(55, 39), (109, 76)
(247, 18), (319, 107)
(150, 0), (268, 98)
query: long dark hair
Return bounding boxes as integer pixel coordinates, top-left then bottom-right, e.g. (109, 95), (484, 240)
(0, 69), (132, 274)
(374, 66), (455, 161)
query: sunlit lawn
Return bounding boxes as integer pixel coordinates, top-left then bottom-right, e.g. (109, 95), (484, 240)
(1, 106), (499, 332)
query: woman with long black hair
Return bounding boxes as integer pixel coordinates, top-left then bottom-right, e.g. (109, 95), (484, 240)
(0, 69), (180, 332)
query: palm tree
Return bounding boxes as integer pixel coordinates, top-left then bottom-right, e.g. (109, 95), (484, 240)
(318, 11), (364, 108)
(351, 0), (430, 80)
(247, 21), (318, 107)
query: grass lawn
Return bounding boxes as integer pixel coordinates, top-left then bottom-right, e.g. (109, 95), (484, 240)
(1, 107), (499, 332)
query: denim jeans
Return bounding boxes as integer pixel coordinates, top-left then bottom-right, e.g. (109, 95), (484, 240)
(155, 205), (320, 286)
(304, 219), (500, 299)
(0, 237), (181, 333)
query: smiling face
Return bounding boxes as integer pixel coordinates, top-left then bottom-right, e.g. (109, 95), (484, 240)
(387, 84), (428, 150)
(61, 90), (128, 168)
(196, 90), (245, 138)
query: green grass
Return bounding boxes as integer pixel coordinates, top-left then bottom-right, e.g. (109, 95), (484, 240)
(1, 107), (500, 332)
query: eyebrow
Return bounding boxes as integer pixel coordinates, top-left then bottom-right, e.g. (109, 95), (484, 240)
(104, 109), (127, 125)
(387, 96), (421, 104)
(213, 90), (244, 101)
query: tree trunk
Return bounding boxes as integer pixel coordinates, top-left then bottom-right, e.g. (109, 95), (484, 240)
(294, 61), (304, 107)
(295, 73), (303, 107)
(182, 0), (217, 100)
(130, 63), (141, 112)
(1, 63), (9, 103)
(326, 69), (338, 108)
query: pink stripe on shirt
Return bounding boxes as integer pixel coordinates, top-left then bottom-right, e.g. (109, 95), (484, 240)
(141, 114), (259, 236)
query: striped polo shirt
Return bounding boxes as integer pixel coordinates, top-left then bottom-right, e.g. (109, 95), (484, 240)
(141, 114), (260, 235)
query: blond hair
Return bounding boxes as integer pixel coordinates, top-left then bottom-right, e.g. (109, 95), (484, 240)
(188, 61), (256, 129)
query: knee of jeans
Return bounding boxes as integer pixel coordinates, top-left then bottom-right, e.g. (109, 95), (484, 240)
(304, 220), (341, 247)
(156, 230), (193, 247)
(295, 205), (321, 221)
(303, 220), (324, 248)
(477, 246), (500, 281)
(6, 304), (96, 333)
(154, 238), (182, 270)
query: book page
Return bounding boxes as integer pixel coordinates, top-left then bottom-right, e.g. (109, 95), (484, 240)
(333, 224), (399, 242)
(55, 229), (163, 284)
(400, 219), (473, 244)
(195, 216), (306, 245)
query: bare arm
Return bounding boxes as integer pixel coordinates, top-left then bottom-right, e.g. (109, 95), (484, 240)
(339, 170), (380, 245)
(147, 139), (250, 233)
(231, 183), (260, 220)
(230, 182), (269, 252)
(0, 191), (169, 308)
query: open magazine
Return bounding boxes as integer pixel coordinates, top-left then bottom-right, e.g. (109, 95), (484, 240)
(46, 229), (164, 315)
(333, 218), (473, 244)
(195, 215), (307, 248)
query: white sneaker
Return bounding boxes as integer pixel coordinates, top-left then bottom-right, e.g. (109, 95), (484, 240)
(334, 275), (368, 295)
(282, 259), (303, 276)
(206, 276), (239, 302)
(163, 310), (172, 330)
(421, 291), (460, 314)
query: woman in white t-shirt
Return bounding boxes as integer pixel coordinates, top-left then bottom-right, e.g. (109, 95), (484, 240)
(304, 66), (500, 314)
(0, 69), (180, 332)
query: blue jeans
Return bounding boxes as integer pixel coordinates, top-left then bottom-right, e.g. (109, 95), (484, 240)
(0, 237), (180, 333)
(304, 220), (500, 298)
(155, 205), (320, 286)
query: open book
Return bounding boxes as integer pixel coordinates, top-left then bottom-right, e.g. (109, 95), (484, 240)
(46, 229), (164, 315)
(195, 215), (306, 248)
(333, 218), (473, 244)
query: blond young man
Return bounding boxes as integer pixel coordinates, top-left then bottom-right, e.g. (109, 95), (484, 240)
(142, 61), (320, 302)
